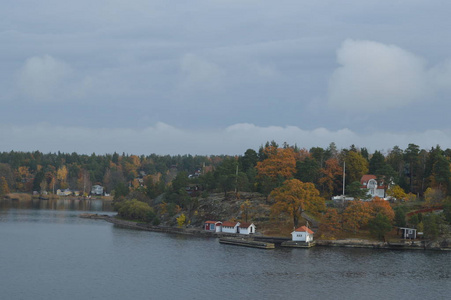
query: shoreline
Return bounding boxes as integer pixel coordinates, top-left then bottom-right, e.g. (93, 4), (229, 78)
(80, 213), (451, 251)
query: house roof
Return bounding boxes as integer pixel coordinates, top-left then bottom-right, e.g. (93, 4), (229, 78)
(222, 221), (239, 227)
(239, 222), (254, 228)
(360, 174), (386, 189)
(293, 226), (314, 234)
(204, 221), (221, 224)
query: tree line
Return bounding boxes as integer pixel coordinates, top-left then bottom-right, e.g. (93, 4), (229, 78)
(1, 142), (450, 200)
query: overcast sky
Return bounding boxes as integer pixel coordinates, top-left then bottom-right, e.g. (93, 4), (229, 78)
(1, 1), (451, 155)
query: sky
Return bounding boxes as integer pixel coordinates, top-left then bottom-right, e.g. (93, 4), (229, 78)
(1, 0), (451, 156)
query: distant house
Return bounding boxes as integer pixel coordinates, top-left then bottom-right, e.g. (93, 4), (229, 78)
(238, 222), (256, 235)
(221, 221), (240, 234)
(291, 226), (314, 242)
(56, 189), (72, 196)
(360, 175), (387, 199)
(204, 221), (222, 233)
(91, 185), (104, 196)
(399, 227), (417, 239)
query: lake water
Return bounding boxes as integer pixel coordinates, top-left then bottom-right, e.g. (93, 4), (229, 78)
(1, 199), (450, 300)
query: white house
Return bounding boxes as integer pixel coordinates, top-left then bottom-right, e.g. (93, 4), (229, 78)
(400, 227), (417, 239)
(204, 221), (222, 233)
(91, 185), (104, 196)
(360, 175), (387, 199)
(238, 222), (256, 235)
(56, 189), (72, 196)
(291, 226), (314, 242)
(221, 221), (240, 234)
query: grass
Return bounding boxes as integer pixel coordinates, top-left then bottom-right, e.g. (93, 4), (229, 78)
(5, 193), (32, 201)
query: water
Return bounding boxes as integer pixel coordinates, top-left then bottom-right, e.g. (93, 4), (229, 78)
(1, 200), (450, 300)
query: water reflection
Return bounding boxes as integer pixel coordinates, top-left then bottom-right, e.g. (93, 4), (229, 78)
(0, 198), (113, 211)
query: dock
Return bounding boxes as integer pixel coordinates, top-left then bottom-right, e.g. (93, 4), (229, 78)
(219, 237), (275, 249)
(281, 241), (316, 248)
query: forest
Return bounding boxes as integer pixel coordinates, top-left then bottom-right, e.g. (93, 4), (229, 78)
(1, 142), (451, 239)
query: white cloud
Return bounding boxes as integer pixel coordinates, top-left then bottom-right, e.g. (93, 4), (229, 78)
(1, 122), (450, 155)
(328, 40), (433, 111)
(17, 55), (73, 102)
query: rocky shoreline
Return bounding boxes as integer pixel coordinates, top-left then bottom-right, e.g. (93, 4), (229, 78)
(80, 213), (451, 251)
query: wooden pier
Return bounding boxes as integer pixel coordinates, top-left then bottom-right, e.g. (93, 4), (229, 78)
(219, 237), (275, 249)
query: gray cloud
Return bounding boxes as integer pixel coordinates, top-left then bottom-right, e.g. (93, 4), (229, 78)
(2, 1), (451, 154)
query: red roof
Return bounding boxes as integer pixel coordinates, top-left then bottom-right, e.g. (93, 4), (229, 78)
(360, 174), (386, 189)
(204, 221), (221, 224)
(239, 222), (254, 228)
(222, 221), (239, 227)
(294, 226), (314, 234)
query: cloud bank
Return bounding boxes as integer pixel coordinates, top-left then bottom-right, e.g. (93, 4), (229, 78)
(1, 122), (449, 156)
(328, 39), (451, 111)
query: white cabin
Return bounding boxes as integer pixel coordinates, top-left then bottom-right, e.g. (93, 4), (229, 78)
(221, 221), (240, 234)
(291, 226), (314, 242)
(238, 222), (256, 235)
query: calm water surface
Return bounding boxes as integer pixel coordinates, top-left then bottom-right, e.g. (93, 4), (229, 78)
(0, 199), (450, 300)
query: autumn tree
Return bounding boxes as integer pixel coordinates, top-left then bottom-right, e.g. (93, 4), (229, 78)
(256, 146), (296, 195)
(270, 179), (325, 228)
(0, 176), (10, 196)
(387, 185), (407, 201)
(370, 197), (395, 221)
(318, 158), (343, 198)
(342, 200), (373, 233)
(319, 208), (341, 238)
(57, 165), (68, 189)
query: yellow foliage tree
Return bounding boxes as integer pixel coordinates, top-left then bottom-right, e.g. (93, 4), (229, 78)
(386, 185), (407, 201)
(57, 165), (68, 183)
(270, 179), (325, 228)
(177, 213), (186, 228)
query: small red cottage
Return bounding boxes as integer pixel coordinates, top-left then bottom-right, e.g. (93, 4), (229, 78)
(204, 221), (222, 233)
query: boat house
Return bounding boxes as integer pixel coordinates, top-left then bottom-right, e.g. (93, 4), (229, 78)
(238, 222), (256, 235)
(291, 226), (314, 242)
(221, 221), (240, 234)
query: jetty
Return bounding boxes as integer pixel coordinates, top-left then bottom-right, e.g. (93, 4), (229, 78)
(219, 237), (275, 249)
(281, 241), (316, 248)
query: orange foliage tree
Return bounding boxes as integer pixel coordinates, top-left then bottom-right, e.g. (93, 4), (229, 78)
(319, 208), (342, 238)
(318, 158), (343, 198)
(270, 179), (325, 228)
(370, 197), (395, 221)
(256, 146), (296, 195)
(342, 200), (373, 233)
